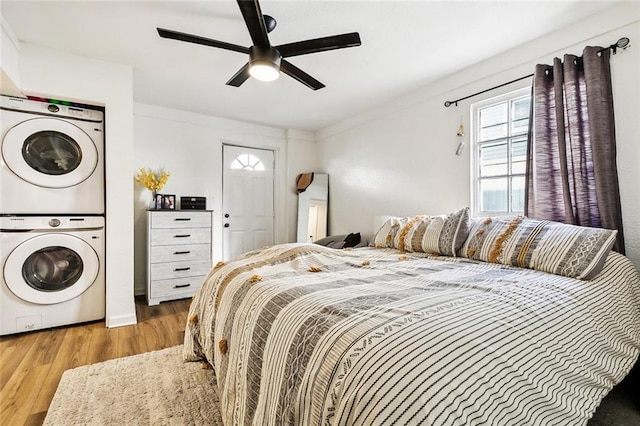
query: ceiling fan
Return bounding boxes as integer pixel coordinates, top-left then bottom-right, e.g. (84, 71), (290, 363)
(157, 0), (361, 90)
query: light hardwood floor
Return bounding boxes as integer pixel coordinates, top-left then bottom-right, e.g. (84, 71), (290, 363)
(0, 296), (191, 426)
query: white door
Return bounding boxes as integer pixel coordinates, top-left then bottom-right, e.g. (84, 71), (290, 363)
(222, 145), (274, 261)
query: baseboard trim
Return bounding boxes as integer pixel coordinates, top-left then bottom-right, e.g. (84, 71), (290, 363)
(106, 313), (138, 328)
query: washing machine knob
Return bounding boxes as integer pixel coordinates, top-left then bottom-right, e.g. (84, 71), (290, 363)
(49, 218), (61, 227)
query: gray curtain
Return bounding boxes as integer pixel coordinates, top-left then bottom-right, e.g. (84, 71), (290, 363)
(525, 46), (625, 253)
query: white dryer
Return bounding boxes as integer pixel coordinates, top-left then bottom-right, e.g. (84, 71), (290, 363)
(0, 215), (105, 335)
(0, 96), (104, 214)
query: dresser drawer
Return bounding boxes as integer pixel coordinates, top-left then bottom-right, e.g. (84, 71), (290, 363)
(149, 276), (206, 298)
(150, 211), (211, 229)
(150, 227), (211, 246)
(150, 243), (211, 263)
(150, 259), (212, 281)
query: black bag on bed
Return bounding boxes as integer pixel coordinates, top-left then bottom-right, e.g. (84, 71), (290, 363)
(314, 233), (362, 249)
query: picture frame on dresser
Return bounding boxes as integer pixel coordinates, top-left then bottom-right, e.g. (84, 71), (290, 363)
(161, 194), (175, 210)
(154, 193), (163, 210)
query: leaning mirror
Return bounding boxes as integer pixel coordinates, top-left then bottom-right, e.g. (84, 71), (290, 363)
(296, 173), (328, 243)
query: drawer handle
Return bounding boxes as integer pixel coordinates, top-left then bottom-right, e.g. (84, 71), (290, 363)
(174, 234), (191, 238)
(174, 283), (191, 289)
(174, 218), (192, 221)
(174, 251), (191, 255)
(174, 267), (191, 272)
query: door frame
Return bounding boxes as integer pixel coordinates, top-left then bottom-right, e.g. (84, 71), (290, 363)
(220, 141), (283, 260)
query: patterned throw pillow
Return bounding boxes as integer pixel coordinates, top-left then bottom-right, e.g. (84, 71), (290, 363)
(373, 208), (471, 256)
(372, 216), (411, 248)
(460, 216), (617, 280)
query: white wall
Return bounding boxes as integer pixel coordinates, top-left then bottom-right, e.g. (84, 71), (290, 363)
(18, 43), (137, 327)
(316, 3), (640, 269)
(0, 14), (22, 97)
(285, 130), (318, 242)
(133, 104), (315, 294)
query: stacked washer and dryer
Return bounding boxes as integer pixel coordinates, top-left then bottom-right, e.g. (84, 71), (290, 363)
(0, 96), (106, 335)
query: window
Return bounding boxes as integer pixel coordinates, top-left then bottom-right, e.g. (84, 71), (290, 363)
(230, 153), (265, 171)
(472, 89), (530, 216)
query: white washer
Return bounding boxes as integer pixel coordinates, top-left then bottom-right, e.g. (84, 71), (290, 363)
(0, 215), (105, 335)
(0, 96), (104, 214)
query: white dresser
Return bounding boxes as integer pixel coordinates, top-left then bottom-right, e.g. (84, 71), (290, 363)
(146, 210), (212, 306)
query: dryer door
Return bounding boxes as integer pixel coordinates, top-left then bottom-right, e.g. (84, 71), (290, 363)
(4, 234), (100, 304)
(1, 117), (98, 188)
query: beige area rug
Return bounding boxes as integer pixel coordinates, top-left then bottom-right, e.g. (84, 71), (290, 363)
(44, 345), (223, 425)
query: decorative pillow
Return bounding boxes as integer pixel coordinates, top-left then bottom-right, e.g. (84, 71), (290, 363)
(372, 216), (411, 248)
(373, 208), (471, 256)
(460, 216), (617, 280)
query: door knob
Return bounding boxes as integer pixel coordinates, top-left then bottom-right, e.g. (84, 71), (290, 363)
(224, 223), (230, 228)
(224, 213), (230, 218)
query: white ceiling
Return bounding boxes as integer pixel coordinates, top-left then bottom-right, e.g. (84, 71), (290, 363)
(1, 1), (619, 132)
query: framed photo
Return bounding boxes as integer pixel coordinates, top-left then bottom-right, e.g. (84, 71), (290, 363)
(161, 194), (176, 210)
(154, 193), (164, 210)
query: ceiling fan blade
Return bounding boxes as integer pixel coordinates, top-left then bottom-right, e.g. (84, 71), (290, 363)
(157, 28), (249, 54)
(280, 60), (325, 90)
(277, 32), (361, 58)
(226, 63), (251, 87)
(237, 0), (270, 48)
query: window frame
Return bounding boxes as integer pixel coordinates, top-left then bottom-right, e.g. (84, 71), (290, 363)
(471, 87), (531, 218)
(230, 153), (266, 171)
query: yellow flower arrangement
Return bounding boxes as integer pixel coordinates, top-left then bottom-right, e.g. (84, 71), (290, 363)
(134, 167), (170, 192)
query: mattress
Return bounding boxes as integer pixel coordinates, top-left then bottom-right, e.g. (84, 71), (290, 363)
(184, 243), (640, 425)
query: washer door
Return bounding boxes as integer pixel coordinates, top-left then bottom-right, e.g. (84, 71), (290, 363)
(4, 234), (100, 305)
(2, 118), (98, 188)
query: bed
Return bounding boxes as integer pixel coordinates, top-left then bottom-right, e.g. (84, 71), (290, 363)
(184, 212), (640, 426)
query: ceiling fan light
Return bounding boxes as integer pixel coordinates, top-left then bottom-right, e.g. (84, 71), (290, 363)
(248, 45), (281, 82)
(249, 62), (280, 81)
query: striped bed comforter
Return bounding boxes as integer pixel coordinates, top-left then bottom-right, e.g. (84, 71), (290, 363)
(184, 243), (640, 425)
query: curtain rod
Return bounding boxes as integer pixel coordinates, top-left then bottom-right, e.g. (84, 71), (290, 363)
(444, 36), (630, 107)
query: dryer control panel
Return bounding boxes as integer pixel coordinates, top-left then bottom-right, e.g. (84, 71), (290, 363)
(0, 216), (104, 230)
(0, 96), (103, 123)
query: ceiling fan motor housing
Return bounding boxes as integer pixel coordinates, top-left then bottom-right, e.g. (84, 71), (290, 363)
(249, 46), (281, 70)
